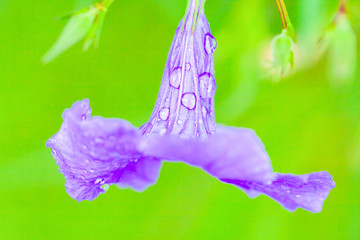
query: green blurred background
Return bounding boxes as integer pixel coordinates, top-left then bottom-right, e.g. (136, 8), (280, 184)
(1, 0), (359, 239)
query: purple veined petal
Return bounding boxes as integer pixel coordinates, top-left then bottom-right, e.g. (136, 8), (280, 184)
(222, 171), (335, 213)
(117, 157), (162, 192)
(139, 125), (335, 212)
(140, 125), (273, 182)
(46, 99), (162, 201)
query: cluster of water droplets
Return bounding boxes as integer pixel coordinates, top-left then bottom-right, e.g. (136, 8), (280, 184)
(141, 12), (217, 139)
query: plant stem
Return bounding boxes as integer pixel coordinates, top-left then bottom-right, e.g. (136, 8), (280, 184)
(338, 0), (347, 14)
(182, 0), (206, 33)
(275, 0), (291, 29)
(98, 0), (114, 11)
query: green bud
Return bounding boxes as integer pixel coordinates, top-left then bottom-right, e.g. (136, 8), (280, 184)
(326, 14), (357, 87)
(269, 30), (294, 81)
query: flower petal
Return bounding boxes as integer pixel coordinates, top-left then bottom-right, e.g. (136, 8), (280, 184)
(140, 125), (335, 212)
(117, 157), (162, 192)
(140, 125), (273, 182)
(222, 171), (335, 213)
(46, 99), (161, 201)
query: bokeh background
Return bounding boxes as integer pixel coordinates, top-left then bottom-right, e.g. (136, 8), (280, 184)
(1, 0), (359, 239)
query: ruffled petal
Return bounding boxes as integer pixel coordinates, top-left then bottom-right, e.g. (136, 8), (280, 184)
(140, 125), (273, 182)
(117, 157), (162, 192)
(46, 99), (161, 201)
(140, 125), (335, 212)
(222, 171), (335, 213)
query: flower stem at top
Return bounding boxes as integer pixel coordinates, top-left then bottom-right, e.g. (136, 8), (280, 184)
(182, 0), (206, 33)
(338, 0), (347, 14)
(275, 0), (291, 29)
(275, 0), (296, 41)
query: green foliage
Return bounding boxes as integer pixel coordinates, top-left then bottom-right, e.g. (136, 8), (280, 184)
(0, 0), (360, 239)
(42, 0), (114, 63)
(326, 14), (357, 86)
(42, 6), (100, 63)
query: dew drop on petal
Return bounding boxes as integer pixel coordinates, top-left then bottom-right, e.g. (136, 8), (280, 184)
(170, 67), (182, 89)
(204, 33), (217, 54)
(181, 92), (196, 110)
(202, 106), (207, 117)
(199, 72), (216, 98)
(81, 114), (87, 121)
(177, 120), (183, 125)
(95, 178), (105, 184)
(158, 107), (170, 121)
(185, 62), (191, 71)
(51, 149), (58, 156)
(94, 137), (104, 143)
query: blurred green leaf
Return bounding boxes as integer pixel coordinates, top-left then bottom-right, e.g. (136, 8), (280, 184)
(42, 6), (99, 64)
(326, 14), (357, 86)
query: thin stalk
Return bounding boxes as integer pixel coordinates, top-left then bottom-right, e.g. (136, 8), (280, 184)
(275, 0), (291, 29)
(275, 0), (296, 41)
(181, 0), (206, 33)
(338, 0), (347, 14)
(97, 0), (114, 11)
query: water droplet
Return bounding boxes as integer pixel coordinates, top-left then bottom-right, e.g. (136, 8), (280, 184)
(94, 137), (104, 143)
(89, 169), (95, 173)
(198, 72), (216, 98)
(199, 119), (203, 124)
(181, 92), (196, 110)
(158, 107), (170, 121)
(81, 114), (87, 121)
(202, 107), (207, 117)
(170, 67), (182, 89)
(185, 62), (191, 71)
(177, 120), (183, 125)
(95, 178), (105, 184)
(204, 33), (217, 54)
(165, 98), (170, 102)
(296, 194), (301, 198)
(51, 149), (58, 155)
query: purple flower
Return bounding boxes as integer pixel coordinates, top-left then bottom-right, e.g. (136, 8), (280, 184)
(47, 0), (334, 212)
